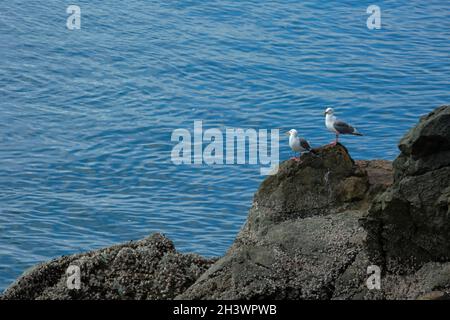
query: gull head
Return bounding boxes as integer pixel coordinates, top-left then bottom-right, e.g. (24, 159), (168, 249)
(324, 107), (334, 116)
(286, 129), (298, 137)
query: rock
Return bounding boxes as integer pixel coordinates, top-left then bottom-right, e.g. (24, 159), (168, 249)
(242, 144), (384, 231)
(180, 107), (450, 300)
(395, 105), (450, 179)
(417, 291), (450, 300)
(0, 233), (215, 300)
(332, 257), (450, 300)
(177, 144), (393, 299)
(363, 105), (450, 270)
(178, 210), (365, 299)
(354, 160), (393, 198)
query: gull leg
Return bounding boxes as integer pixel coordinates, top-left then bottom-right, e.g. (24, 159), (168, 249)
(329, 134), (338, 146)
(290, 151), (297, 160)
(293, 152), (303, 163)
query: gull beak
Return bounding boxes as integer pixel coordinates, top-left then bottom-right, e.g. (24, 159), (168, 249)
(323, 111), (327, 115)
(286, 131), (291, 136)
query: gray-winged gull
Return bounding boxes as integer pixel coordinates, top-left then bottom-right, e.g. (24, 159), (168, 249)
(324, 107), (362, 145)
(286, 129), (314, 162)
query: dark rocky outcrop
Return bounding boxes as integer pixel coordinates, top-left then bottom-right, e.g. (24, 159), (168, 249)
(363, 105), (450, 271)
(177, 145), (393, 300)
(1, 233), (215, 300)
(179, 106), (450, 300)
(2, 105), (449, 300)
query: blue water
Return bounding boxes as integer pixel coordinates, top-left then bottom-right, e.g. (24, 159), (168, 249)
(0, 0), (449, 291)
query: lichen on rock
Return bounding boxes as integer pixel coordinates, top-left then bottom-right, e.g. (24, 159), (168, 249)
(0, 233), (216, 300)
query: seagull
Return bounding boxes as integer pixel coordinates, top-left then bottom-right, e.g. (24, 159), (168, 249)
(286, 129), (313, 162)
(324, 107), (363, 145)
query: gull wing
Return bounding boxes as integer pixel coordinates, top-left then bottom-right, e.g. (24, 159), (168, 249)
(333, 120), (356, 134)
(299, 138), (311, 151)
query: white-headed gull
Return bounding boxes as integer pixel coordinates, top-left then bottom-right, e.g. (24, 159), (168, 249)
(286, 129), (314, 162)
(324, 107), (362, 145)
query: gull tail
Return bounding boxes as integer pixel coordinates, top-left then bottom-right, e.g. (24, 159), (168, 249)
(352, 128), (363, 136)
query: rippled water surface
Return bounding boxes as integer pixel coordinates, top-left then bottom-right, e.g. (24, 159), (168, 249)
(1, 0), (449, 290)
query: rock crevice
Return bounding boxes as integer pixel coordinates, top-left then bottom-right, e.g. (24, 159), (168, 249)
(364, 105), (450, 271)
